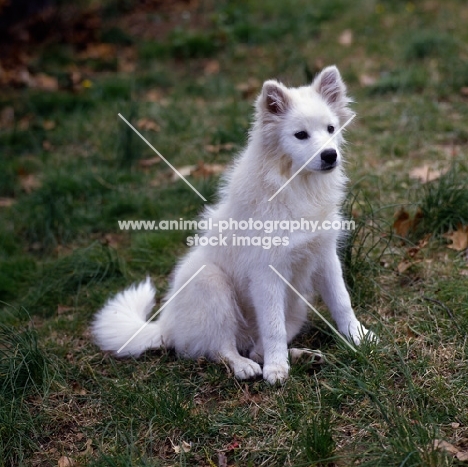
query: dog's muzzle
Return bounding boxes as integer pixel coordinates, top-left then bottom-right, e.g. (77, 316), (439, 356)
(320, 149), (337, 171)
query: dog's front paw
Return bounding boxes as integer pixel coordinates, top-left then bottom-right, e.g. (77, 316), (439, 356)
(231, 357), (263, 380)
(346, 323), (378, 346)
(263, 362), (289, 385)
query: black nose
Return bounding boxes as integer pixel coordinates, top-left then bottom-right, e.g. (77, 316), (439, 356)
(321, 149), (337, 165)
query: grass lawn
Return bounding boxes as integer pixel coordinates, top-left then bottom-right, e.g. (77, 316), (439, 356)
(1, 0), (468, 465)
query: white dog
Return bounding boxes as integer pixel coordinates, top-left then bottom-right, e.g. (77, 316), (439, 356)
(92, 66), (374, 384)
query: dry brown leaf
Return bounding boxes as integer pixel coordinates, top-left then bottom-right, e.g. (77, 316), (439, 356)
(79, 43), (116, 60)
(457, 451), (468, 461)
(172, 165), (195, 181)
(0, 197), (15, 207)
(205, 143), (234, 153)
(434, 439), (459, 455)
(338, 29), (353, 46)
(136, 118), (160, 132)
(102, 233), (126, 248)
(409, 164), (448, 183)
(236, 78), (260, 99)
(57, 305), (74, 315)
(19, 174), (41, 193)
(359, 74), (377, 87)
(43, 140), (53, 151)
(19, 115), (32, 130)
(145, 89), (163, 103)
(43, 120), (56, 130)
(393, 208), (412, 237)
(204, 59), (220, 75)
(172, 440), (191, 454)
(58, 457), (75, 467)
(80, 438), (93, 456)
(393, 208), (422, 237)
(443, 225), (468, 251)
(31, 73), (59, 91)
(191, 161), (226, 178)
(397, 259), (413, 274)
(138, 157), (161, 168)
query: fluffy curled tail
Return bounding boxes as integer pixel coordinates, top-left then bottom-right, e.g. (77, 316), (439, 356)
(91, 277), (163, 357)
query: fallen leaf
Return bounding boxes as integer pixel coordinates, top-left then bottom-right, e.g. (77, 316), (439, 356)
(443, 225), (468, 251)
(43, 140), (53, 151)
(359, 74), (377, 87)
(138, 157), (161, 168)
(393, 208), (422, 237)
(58, 457), (75, 467)
(236, 78), (260, 99)
(145, 89), (163, 102)
(451, 422), (460, 429)
(31, 73), (59, 91)
(172, 165), (195, 181)
(19, 174), (41, 193)
(43, 120), (56, 130)
(57, 305), (74, 315)
(457, 451), (468, 461)
(205, 143), (234, 153)
(397, 259), (414, 274)
(0, 198), (15, 207)
(393, 208), (412, 237)
(204, 59), (220, 75)
(80, 438), (93, 456)
(191, 161), (226, 178)
(19, 115), (33, 130)
(79, 43), (116, 60)
(434, 439), (459, 455)
(102, 233), (126, 248)
(172, 440), (191, 454)
(409, 164), (448, 183)
(338, 29), (353, 46)
(136, 118), (160, 132)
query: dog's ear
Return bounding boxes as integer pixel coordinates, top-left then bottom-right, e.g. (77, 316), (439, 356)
(313, 66), (347, 106)
(313, 66), (353, 119)
(260, 80), (290, 115)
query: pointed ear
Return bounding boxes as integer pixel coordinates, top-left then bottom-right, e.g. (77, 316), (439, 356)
(313, 66), (347, 106)
(260, 80), (291, 115)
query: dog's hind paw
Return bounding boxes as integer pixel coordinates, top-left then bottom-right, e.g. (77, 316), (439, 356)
(289, 348), (325, 364)
(263, 362), (290, 385)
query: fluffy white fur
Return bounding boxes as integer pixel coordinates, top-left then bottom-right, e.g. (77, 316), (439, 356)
(92, 66), (375, 384)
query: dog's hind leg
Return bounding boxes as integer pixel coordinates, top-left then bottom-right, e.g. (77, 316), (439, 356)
(165, 262), (262, 380)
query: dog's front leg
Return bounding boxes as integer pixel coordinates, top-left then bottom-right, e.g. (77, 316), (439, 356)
(250, 275), (289, 384)
(317, 250), (372, 344)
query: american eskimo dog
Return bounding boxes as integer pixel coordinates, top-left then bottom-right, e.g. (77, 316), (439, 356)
(92, 66), (375, 384)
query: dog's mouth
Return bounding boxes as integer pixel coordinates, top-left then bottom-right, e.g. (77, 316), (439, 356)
(320, 162), (337, 172)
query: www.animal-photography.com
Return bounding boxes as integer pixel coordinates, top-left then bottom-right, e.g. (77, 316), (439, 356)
(1, 1), (467, 466)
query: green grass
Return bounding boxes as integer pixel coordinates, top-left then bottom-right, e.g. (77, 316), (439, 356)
(1, 0), (468, 465)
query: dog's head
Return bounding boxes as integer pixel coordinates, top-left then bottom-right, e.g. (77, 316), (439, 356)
(256, 66), (353, 174)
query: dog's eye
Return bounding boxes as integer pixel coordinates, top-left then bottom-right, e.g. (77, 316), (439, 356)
(294, 131), (309, 140)
(327, 125), (335, 134)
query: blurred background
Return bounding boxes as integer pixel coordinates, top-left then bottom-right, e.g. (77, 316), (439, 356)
(1, 1), (468, 466)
